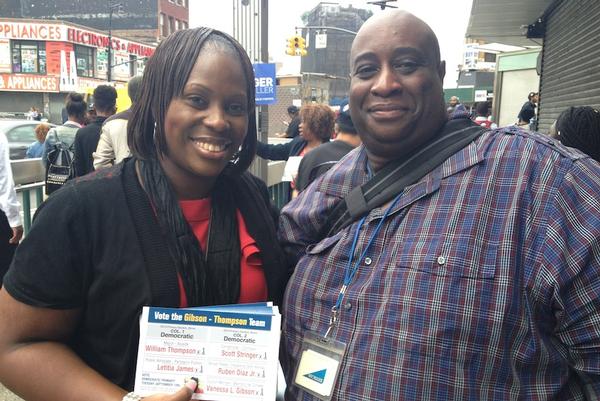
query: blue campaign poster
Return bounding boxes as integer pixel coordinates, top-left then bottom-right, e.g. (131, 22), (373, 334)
(253, 63), (276, 105)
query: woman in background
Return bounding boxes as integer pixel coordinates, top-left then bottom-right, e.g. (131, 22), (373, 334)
(25, 123), (50, 158)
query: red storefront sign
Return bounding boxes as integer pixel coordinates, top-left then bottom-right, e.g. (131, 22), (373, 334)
(46, 42), (73, 75)
(0, 73), (59, 92)
(0, 22), (64, 41)
(67, 28), (154, 57)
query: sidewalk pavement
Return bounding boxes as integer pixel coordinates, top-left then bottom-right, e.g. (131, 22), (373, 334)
(0, 383), (23, 400)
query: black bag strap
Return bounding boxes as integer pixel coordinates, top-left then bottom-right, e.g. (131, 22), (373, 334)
(319, 118), (486, 238)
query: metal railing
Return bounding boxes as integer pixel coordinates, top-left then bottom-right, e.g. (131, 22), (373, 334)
(11, 157), (290, 233)
(15, 182), (44, 235)
(11, 158), (46, 235)
(268, 181), (290, 210)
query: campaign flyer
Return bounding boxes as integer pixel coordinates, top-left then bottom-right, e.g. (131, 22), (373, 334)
(134, 304), (281, 401)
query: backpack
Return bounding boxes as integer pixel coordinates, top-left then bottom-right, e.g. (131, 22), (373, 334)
(45, 126), (77, 195)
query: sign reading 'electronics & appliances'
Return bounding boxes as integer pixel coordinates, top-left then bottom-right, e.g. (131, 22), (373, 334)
(0, 21), (154, 58)
(67, 28), (154, 57)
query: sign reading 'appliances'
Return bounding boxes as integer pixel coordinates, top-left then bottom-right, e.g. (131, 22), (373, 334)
(0, 73), (59, 92)
(0, 22), (63, 41)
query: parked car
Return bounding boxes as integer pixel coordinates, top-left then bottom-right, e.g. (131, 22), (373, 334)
(0, 119), (55, 159)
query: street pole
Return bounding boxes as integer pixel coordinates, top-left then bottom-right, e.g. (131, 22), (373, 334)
(258, 0), (268, 182)
(107, 1), (121, 82)
(234, 0), (269, 182)
(107, 6), (112, 82)
(296, 25), (357, 35)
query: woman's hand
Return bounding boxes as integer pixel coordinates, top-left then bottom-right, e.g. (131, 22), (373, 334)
(140, 379), (198, 401)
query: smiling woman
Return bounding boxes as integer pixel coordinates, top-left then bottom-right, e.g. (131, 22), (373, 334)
(0, 27), (290, 401)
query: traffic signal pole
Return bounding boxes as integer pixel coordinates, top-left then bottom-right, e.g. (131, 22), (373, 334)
(296, 25), (358, 35)
(286, 26), (356, 56)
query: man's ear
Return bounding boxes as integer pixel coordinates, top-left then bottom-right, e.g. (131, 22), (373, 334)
(438, 60), (446, 82)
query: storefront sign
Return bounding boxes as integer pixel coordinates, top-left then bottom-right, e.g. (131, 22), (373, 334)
(77, 77), (108, 90)
(0, 22), (64, 41)
(0, 21), (154, 58)
(67, 27), (154, 57)
(0, 73), (59, 92)
(474, 90), (488, 102)
(59, 50), (78, 92)
(0, 39), (11, 73)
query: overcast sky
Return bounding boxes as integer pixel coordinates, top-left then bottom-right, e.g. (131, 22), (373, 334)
(189, 0), (474, 88)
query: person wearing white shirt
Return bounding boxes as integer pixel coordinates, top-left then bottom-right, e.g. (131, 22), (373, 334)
(0, 131), (23, 283)
(93, 76), (142, 170)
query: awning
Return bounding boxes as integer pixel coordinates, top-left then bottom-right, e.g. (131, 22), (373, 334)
(466, 0), (554, 47)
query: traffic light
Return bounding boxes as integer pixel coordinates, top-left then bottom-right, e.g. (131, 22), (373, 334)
(298, 36), (307, 56)
(286, 36), (299, 56)
(285, 35), (307, 56)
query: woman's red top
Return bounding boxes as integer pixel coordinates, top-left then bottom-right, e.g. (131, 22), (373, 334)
(177, 198), (267, 307)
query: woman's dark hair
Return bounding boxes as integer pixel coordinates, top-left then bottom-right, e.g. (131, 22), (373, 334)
(555, 106), (600, 162)
(128, 27), (257, 176)
(300, 104), (335, 142)
(65, 92), (87, 123)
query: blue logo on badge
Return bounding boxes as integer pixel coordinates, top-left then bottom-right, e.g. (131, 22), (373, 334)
(304, 369), (327, 384)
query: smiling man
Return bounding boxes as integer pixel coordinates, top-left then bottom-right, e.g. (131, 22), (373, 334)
(279, 10), (600, 401)
(348, 11), (446, 171)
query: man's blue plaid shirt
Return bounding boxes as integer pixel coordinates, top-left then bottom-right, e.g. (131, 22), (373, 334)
(279, 126), (600, 400)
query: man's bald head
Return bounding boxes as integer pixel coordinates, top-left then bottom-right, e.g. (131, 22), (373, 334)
(351, 11), (441, 71)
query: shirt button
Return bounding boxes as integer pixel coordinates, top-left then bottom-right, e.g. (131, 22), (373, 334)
(364, 257), (372, 265)
(437, 256), (446, 265)
(344, 302), (352, 310)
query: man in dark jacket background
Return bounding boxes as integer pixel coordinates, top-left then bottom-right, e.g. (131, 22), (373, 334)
(517, 91), (538, 129)
(73, 85), (117, 177)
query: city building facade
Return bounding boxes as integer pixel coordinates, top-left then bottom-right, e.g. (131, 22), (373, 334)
(300, 2), (371, 104)
(0, 0), (189, 46)
(0, 18), (155, 123)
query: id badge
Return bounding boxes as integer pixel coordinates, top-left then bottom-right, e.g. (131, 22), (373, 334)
(293, 331), (346, 400)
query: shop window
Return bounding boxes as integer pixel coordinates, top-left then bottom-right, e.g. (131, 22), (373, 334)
(169, 16), (175, 34)
(75, 45), (95, 78)
(136, 57), (147, 75)
(160, 13), (168, 37)
(11, 41), (46, 74)
(484, 52), (497, 62)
